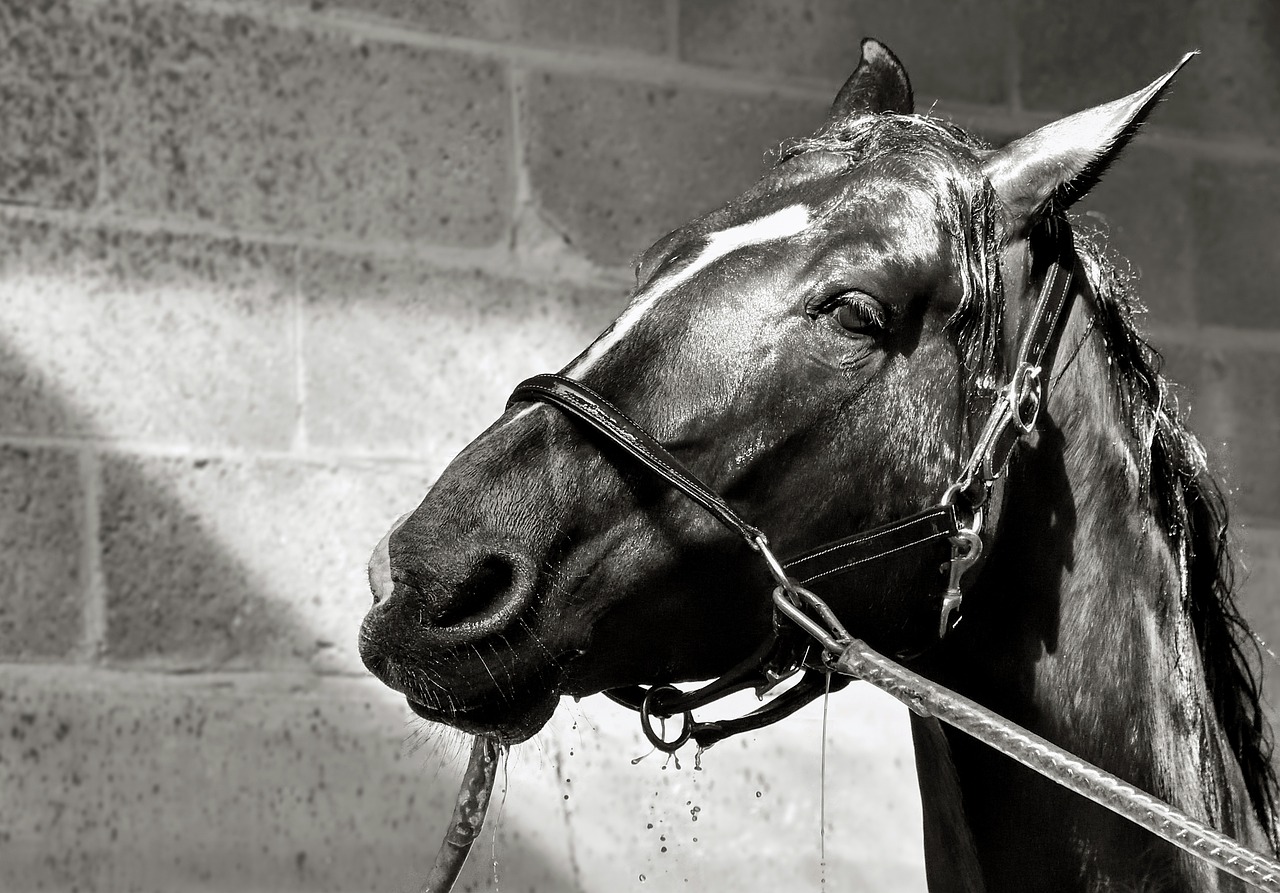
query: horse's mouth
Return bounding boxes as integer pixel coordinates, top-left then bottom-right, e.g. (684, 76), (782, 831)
(405, 689), (559, 744)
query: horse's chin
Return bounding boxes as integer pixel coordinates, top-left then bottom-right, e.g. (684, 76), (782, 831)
(407, 689), (559, 745)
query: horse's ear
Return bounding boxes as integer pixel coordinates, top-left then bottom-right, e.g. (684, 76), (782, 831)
(983, 51), (1196, 231)
(830, 38), (913, 119)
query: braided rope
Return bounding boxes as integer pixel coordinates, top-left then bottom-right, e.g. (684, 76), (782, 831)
(832, 639), (1280, 891)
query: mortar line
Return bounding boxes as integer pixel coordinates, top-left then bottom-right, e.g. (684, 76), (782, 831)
(291, 244), (308, 454)
(665, 0), (681, 60)
(0, 660), (394, 687)
(78, 447), (106, 663)
(1007, 7), (1023, 115)
(507, 63), (531, 253)
(0, 433), (442, 469)
(0, 204), (632, 290)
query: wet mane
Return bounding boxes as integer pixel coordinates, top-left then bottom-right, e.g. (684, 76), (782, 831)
(1075, 230), (1279, 850)
(779, 113), (1279, 850)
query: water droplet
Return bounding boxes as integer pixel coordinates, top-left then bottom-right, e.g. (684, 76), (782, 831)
(562, 794), (569, 800)
(631, 749), (654, 765)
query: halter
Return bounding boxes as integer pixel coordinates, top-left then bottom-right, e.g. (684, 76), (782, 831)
(506, 224), (1079, 752)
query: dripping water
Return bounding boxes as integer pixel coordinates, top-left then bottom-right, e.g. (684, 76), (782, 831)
(490, 748), (511, 893)
(819, 671), (831, 889)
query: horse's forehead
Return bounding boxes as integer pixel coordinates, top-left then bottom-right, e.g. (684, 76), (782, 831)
(708, 160), (949, 257)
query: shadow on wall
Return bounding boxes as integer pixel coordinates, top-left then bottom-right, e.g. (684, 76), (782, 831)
(0, 217), (585, 892)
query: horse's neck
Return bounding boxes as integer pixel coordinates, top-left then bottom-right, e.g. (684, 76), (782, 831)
(913, 319), (1265, 892)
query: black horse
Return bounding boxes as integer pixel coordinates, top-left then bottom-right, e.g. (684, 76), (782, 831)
(361, 40), (1277, 892)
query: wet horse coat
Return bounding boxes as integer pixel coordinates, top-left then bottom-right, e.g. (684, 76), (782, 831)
(360, 40), (1278, 892)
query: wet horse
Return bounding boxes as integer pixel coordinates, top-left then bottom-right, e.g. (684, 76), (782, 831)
(360, 40), (1278, 892)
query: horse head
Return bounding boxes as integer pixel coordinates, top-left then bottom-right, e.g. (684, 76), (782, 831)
(358, 40), (1190, 746)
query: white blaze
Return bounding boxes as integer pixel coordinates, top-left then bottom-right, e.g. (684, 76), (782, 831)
(568, 203), (812, 377)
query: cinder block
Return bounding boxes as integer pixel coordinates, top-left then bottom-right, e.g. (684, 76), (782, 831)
(0, 666), (576, 892)
(1200, 347), (1280, 523)
(0, 0), (97, 209)
(523, 72), (827, 266)
(92, 1), (511, 245)
(0, 445), (83, 658)
(1016, 0), (1196, 116)
(1172, 4), (1280, 143)
(0, 218), (297, 449)
(1074, 147), (1193, 325)
(1190, 159), (1280, 330)
(1237, 525), (1280, 719)
(1018, 0), (1280, 143)
(680, 0), (1010, 107)
(301, 253), (627, 468)
(100, 453), (433, 673)
(304, 0), (668, 54)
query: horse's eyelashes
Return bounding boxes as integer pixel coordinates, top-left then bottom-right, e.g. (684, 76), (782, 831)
(809, 291), (887, 334)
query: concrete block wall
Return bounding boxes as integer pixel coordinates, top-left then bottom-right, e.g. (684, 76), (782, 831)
(0, 1), (1276, 890)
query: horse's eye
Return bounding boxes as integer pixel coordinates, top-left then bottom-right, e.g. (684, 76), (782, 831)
(827, 294), (886, 334)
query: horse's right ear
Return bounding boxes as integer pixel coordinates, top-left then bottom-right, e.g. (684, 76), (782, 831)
(830, 38), (914, 120)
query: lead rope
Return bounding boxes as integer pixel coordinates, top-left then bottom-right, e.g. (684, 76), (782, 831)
(770, 581), (1280, 891)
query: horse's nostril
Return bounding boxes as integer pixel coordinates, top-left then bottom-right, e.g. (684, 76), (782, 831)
(433, 554), (518, 628)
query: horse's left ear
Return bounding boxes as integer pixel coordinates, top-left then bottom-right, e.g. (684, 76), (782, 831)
(983, 51), (1196, 232)
(830, 38), (914, 119)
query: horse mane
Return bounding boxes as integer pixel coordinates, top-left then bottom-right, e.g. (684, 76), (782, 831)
(778, 113), (1280, 851)
(1073, 229), (1280, 851)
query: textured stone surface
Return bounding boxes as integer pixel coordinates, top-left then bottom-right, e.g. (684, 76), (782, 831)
(1017, 0), (1197, 116)
(1238, 526), (1280, 717)
(301, 254), (626, 468)
(1018, 0), (1280, 143)
(0, 667), (577, 892)
(0, 666), (925, 892)
(1190, 158), (1280, 330)
(524, 71), (826, 266)
(681, 0), (1010, 106)
(305, 0), (669, 54)
(1199, 348), (1280, 523)
(93, 1), (511, 244)
(0, 446), (83, 658)
(1075, 147), (1193, 325)
(0, 0), (98, 208)
(100, 454), (431, 672)
(0, 219), (296, 448)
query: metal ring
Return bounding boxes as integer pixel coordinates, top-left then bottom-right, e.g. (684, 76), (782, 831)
(639, 685), (693, 753)
(1008, 363), (1043, 434)
(941, 482), (985, 536)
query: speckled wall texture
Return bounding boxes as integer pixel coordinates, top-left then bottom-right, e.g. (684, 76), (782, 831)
(1, 1), (1277, 891)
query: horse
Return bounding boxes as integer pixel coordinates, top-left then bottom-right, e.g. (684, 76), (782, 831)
(359, 39), (1278, 892)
